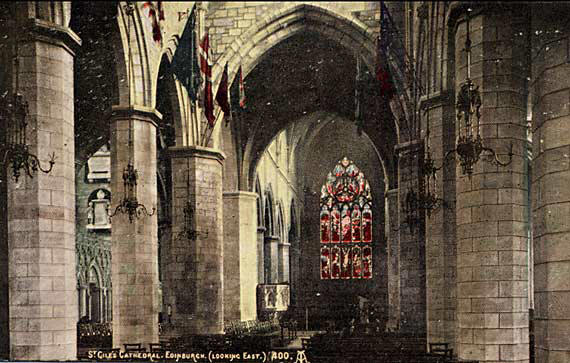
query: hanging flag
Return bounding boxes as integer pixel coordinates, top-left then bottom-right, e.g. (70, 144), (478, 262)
(229, 65), (246, 126)
(199, 33), (215, 127)
(354, 56), (365, 135)
(142, 1), (163, 43)
(215, 63), (231, 125)
(238, 65), (246, 109)
(377, 1), (395, 99)
(157, 1), (164, 21)
(171, 4), (200, 101)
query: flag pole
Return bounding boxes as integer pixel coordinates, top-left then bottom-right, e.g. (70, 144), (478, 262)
(192, 100), (200, 145)
(203, 108), (223, 147)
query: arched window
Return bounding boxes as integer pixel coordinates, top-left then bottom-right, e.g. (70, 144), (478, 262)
(320, 157), (372, 280)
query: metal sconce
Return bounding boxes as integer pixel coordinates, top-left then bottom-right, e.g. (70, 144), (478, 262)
(175, 202), (208, 241)
(400, 188), (422, 234)
(431, 8), (513, 177)
(109, 2), (155, 224)
(1, 38), (55, 182)
(109, 162), (155, 223)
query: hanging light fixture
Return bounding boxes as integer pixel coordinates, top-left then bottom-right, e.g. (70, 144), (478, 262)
(109, 2), (155, 223)
(401, 188), (422, 234)
(0, 35), (55, 182)
(175, 202), (208, 241)
(429, 8), (513, 177)
(417, 109), (446, 217)
(174, 160), (208, 241)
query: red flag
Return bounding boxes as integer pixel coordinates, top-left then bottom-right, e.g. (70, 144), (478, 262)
(215, 63), (230, 120)
(199, 33), (215, 127)
(238, 66), (246, 109)
(157, 1), (164, 20)
(143, 1), (163, 43)
(377, 1), (395, 99)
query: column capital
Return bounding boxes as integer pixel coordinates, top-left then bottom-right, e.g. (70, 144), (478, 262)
(11, 18), (82, 56)
(264, 235), (280, 244)
(386, 188), (399, 197)
(166, 145), (226, 164)
(110, 105), (162, 127)
(223, 191), (258, 200)
(395, 138), (424, 157)
(419, 90), (453, 111)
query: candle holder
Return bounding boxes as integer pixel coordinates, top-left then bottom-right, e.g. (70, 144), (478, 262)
(109, 162), (155, 223)
(175, 202), (209, 241)
(425, 9), (513, 178)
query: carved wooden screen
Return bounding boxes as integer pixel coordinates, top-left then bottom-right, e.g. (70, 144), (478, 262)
(320, 157), (372, 280)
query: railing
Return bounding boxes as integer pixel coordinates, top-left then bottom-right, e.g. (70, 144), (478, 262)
(77, 322), (112, 348)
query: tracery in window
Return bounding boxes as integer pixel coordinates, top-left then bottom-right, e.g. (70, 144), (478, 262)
(320, 157), (372, 280)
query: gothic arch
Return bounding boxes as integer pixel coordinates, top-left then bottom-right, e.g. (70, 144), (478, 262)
(209, 4), (405, 191)
(155, 53), (186, 147)
(264, 186), (276, 236)
(115, 1), (154, 107)
(210, 3), (409, 146)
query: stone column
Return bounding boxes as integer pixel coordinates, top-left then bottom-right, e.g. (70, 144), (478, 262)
(223, 191), (257, 322)
(110, 106), (161, 348)
(264, 236), (280, 284)
(163, 146), (225, 336)
(278, 242), (290, 283)
(531, 4), (570, 362)
(6, 18), (80, 360)
(289, 238), (300, 306)
(385, 188), (400, 330)
(78, 286), (87, 319)
(257, 227), (266, 285)
(422, 91), (458, 349)
(454, 6), (529, 362)
(395, 140), (426, 334)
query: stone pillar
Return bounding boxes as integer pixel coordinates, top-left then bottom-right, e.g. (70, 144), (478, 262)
(454, 6), (529, 362)
(163, 146), (224, 336)
(5, 18), (80, 360)
(264, 236), (279, 284)
(396, 140), (426, 334)
(531, 4), (570, 362)
(79, 286), (87, 319)
(385, 188), (400, 330)
(257, 227), (266, 285)
(0, 149), (7, 359)
(278, 242), (290, 283)
(223, 191), (257, 322)
(110, 106), (161, 348)
(289, 238), (300, 306)
(423, 91), (458, 349)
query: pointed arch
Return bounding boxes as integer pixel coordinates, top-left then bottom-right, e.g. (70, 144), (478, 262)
(209, 3), (408, 149)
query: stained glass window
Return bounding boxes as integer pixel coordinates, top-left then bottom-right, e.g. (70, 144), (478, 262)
(320, 157), (372, 280)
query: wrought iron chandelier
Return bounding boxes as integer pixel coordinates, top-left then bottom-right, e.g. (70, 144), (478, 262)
(1, 37), (55, 182)
(109, 2), (155, 223)
(175, 202), (208, 241)
(109, 161), (155, 223)
(429, 8), (513, 178)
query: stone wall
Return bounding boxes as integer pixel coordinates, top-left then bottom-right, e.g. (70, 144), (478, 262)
(454, 6), (530, 362)
(531, 3), (570, 362)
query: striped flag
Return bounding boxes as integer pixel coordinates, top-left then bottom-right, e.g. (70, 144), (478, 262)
(199, 33), (215, 127)
(142, 1), (164, 43)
